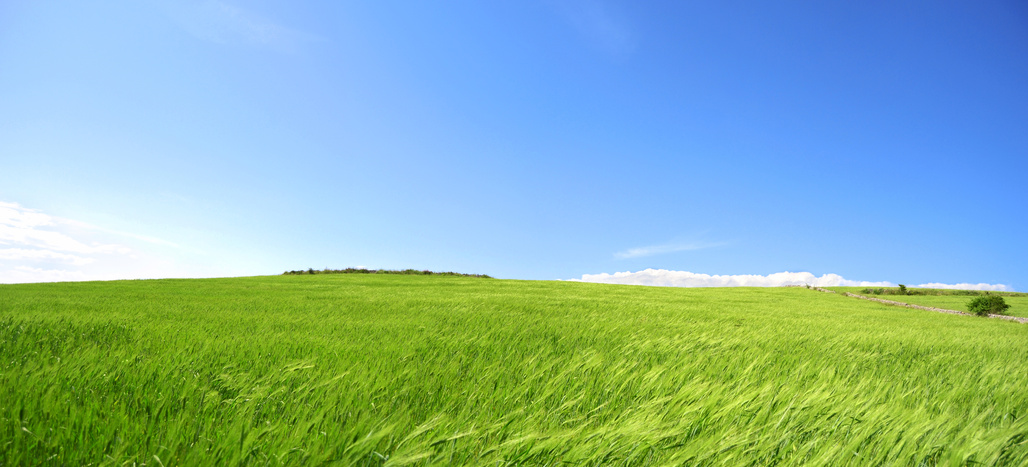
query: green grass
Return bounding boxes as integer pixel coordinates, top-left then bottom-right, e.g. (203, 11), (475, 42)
(1, 275), (1026, 465)
(827, 287), (1028, 318)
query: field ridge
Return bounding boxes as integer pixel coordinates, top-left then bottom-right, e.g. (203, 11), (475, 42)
(807, 286), (1028, 323)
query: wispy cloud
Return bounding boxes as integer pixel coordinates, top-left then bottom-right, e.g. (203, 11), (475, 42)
(614, 240), (725, 259)
(2, 266), (95, 284)
(568, 269), (1012, 291)
(0, 202), (128, 255)
(0, 201), (183, 284)
(556, 0), (636, 58)
(167, 1), (318, 51)
(0, 248), (94, 266)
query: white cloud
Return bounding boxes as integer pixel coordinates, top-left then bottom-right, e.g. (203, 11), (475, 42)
(569, 269), (895, 288)
(0, 248), (94, 266)
(569, 269), (1014, 291)
(0, 201), (192, 284)
(915, 282), (1011, 292)
(0, 201), (54, 228)
(0, 202), (129, 254)
(615, 241), (725, 259)
(0, 266), (93, 284)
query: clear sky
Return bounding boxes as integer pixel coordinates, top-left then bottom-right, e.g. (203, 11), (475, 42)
(2, 1), (1026, 290)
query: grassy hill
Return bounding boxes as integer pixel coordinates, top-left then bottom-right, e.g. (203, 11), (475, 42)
(1, 275), (1026, 465)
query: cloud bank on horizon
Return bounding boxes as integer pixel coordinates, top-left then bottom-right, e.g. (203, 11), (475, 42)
(569, 269), (1011, 291)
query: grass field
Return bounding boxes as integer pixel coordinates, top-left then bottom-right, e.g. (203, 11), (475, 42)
(1, 275), (1026, 465)
(827, 287), (1028, 318)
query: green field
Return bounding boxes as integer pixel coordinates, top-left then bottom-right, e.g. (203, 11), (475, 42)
(827, 287), (1028, 318)
(2, 275), (1026, 465)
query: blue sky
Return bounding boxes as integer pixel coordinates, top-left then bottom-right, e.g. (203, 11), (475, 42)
(1, 1), (1026, 289)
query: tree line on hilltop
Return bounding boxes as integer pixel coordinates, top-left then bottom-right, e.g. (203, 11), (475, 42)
(860, 285), (1025, 297)
(282, 267), (492, 278)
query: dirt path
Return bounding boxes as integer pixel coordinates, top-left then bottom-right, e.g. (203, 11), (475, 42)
(806, 286), (1028, 324)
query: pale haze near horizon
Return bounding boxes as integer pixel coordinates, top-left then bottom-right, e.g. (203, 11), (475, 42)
(1, 1), (1025, 290)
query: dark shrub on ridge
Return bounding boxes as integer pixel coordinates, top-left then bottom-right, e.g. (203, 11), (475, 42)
(966, 295), (1010, 316)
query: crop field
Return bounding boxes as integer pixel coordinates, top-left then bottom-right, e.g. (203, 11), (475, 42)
(826, 287), (1028, 318)
(1, 275), (1027, 465)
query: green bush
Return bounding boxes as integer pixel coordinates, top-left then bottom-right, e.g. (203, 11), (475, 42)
(966, 295), (1010, 316)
